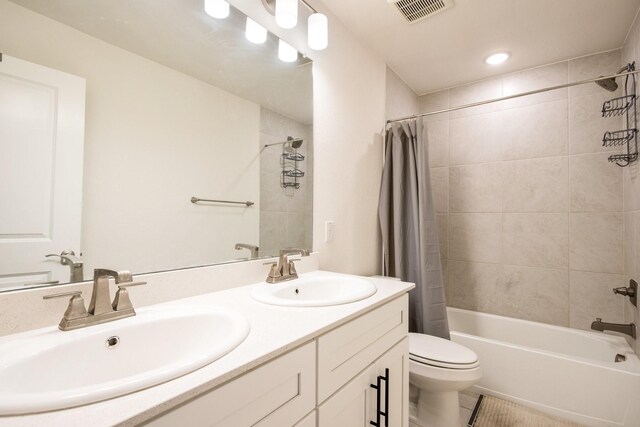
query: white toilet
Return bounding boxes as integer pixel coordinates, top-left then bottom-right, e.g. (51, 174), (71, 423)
(408, 332), (482, 427)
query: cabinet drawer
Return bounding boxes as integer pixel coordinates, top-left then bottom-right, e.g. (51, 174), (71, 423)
(145, 341), (316, 427)
(317, 295), (408, 403)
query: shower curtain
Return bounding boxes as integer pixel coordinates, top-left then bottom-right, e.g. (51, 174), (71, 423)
(378, 118), (449, 339)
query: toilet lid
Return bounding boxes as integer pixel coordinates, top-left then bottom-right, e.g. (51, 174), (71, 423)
(409, 333), (479, 369)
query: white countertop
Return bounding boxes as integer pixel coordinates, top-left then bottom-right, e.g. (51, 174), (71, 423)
(0, 271), (413, 427)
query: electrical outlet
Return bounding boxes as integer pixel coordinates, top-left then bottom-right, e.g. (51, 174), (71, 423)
(324, 220), (334, 243)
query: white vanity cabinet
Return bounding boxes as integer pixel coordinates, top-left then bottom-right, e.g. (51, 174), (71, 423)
(144, 342), (316, 427)
(145, 294), (409, 427)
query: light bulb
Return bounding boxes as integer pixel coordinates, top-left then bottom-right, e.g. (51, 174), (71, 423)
(278, 39), (298, 63)
(308, 13), (328, 50)
(245, 17), (267, 44)
(275, 0), (298, 29)
(204, 0), (229, 19)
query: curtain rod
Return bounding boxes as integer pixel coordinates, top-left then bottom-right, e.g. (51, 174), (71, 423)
(386, 69), (640, 126)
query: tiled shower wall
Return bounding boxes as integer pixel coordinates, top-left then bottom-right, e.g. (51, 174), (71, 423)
(259, 107), (313, 257)
(420, 50), (628, 330)
(622, 16), (640, 353)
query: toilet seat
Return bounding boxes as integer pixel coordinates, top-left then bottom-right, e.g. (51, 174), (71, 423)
(409, 333), (479, 369)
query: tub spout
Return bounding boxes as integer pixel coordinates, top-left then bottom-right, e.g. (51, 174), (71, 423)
(591, 318), (636, 339)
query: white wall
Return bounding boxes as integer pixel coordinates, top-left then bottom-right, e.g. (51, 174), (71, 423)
(0, 0), (260, 277)
(385, 67), (419, 121)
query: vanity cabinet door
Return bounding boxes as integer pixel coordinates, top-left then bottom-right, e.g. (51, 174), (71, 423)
(317, 295), (408, 403)
(144, 341), (315, 427)
(318, 338), (409, 427)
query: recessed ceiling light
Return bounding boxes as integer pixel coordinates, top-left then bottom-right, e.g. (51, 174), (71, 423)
(485, 52), (510, 65)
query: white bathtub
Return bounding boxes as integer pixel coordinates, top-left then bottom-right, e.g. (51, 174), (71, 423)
(448, 307), (640, 427)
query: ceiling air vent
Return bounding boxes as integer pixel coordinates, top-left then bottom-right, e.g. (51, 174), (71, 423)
(388, 0), (454, 24)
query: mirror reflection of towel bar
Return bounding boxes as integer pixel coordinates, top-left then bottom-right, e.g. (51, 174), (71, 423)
(190, 197), (254, 207)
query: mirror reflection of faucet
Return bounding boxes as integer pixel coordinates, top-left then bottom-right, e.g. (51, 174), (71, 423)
(45, 250), (84, 282)
(234, 243), (259, 259)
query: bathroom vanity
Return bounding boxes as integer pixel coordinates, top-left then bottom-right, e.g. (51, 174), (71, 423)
(0, 271), (413, 426)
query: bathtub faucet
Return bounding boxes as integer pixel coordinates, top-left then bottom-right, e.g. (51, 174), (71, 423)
(590, 318), (636, 339)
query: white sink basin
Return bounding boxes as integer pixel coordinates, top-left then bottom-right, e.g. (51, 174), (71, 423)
(0, 305), (250, 415)
(251, 275), (377, 307)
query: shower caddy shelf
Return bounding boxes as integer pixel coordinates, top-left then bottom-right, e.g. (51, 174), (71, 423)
(602, 62), (638, 167)
(281, 136), (305, 189)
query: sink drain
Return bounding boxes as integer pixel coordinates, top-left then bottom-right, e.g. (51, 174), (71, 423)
(105, 336), (120, 349)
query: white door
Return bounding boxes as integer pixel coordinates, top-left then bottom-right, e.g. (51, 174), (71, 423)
(318, 338), (409, 427)
(0, 54), (85, 290)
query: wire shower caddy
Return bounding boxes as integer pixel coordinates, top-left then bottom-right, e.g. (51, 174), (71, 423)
(281, 136), (305, 189)
(602, 62), (638, 167)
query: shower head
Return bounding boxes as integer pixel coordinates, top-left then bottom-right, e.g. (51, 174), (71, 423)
(291, 138), (303, 149)
(596, 77), (619, 92)
(595, 66), (629, 92)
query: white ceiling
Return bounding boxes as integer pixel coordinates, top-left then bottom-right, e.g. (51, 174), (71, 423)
(9, 0), (313, 123)
(321, 0), (640, 94)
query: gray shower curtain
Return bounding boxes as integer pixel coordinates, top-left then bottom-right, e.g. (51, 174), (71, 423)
(378, 118), (449, 339)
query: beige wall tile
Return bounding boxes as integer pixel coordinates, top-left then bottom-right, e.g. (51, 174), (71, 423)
(447, 261), (502, 311)
(500, 265), (569, 326)
(569, 271), (625, 330)
(624, 212), (636, 278)
(437, 213), (448, 263)
(427, 120), (449, 167)
(419, 89), (449, 123)
(449, 213), (502, 263)
(503, 213), (569, 268)
(500, 100), (568, 161)
(431, 167), (449, 213)
(570, 213), (623, 273)
(450, 77), (503, 118)
(568, 50), (622, 98)
(502, 157), (569, 213)
(570, 153), (623, 212)
(450, 163), (503, 212)
(449, 113), (501, 165)
(260, 211), (286, 251)
(623, 162), (640, 212)
(502, 62), (568, 109)
(568, 92), (625, 155)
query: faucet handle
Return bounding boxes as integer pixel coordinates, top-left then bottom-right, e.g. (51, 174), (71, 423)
(43, 291), (88, 321)
(112, 281), (146, 312)
(117, 281), (146, 289)
(43, 291), (82, 300)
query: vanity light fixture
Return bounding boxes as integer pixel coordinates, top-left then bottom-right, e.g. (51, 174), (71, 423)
(485, 52), (510, 65)
(275, 0), (298, 29)
(308, 12), (328, 50)
(245, 17), (268, 44)
(263, 0), (329, 51)
(278, 39), (298, 62)
(204, 0), (230, 19)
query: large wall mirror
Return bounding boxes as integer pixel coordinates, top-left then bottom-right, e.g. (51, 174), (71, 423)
(0, 0), (313, 292)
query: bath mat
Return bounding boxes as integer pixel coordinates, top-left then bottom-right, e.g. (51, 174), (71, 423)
(468, 395), (583, 427)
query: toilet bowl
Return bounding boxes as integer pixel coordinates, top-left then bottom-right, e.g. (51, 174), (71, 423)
(408, 332), (482, 427)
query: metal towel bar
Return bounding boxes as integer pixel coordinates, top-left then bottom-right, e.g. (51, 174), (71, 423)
(190, 197), (254, 207)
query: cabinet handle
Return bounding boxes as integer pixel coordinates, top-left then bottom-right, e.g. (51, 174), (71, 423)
(370, 368), (389, 427)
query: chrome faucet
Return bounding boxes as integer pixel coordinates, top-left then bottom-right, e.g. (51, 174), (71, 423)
(45, 250), (84, 282)
(265, 248), (310, 283)
(235, 243), (259, 259)
(591, 318), (636, 339)
(43, 269), (146, 331)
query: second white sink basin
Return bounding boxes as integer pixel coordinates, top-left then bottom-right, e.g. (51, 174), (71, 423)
(0, 305), (250, 415)
(251, 274), (377, 307)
